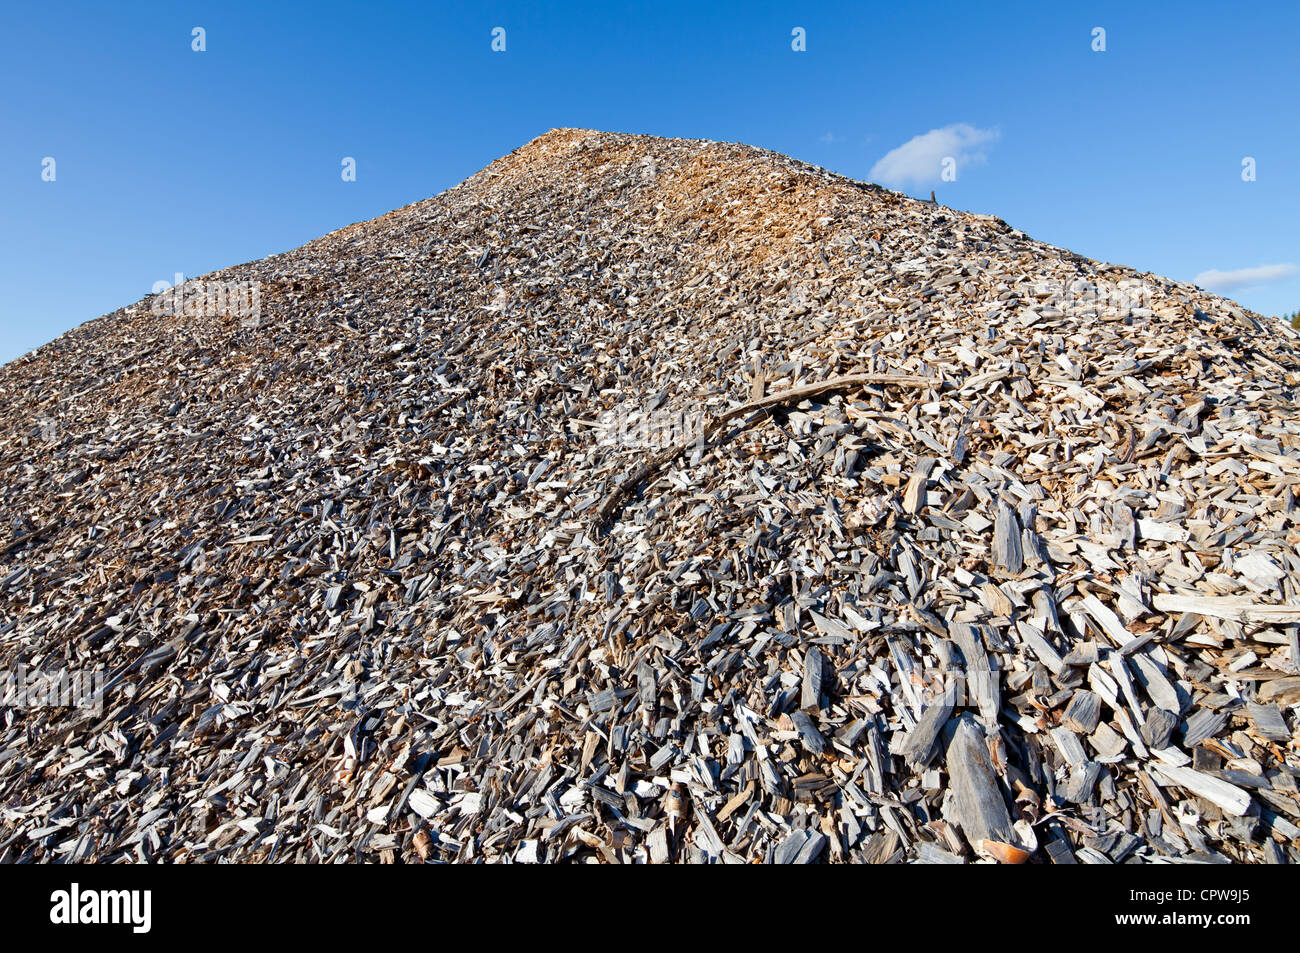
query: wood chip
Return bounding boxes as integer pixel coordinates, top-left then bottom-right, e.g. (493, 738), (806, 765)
(1150, 764), (1253, 816)
(945, 715), (1016, 848)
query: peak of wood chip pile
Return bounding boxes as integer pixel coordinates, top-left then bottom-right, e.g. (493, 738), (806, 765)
(2, 129), (1299, 864)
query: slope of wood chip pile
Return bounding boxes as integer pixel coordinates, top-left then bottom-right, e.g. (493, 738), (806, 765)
(1, 129), (1298, 864)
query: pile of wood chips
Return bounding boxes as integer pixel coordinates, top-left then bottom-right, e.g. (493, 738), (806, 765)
(0, 129), (1297, 863)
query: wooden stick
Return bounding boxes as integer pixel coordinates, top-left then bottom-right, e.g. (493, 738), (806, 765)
(1152, 593), (1300, 625)
(2, 521), (61, 556)
(714, 373), (935, 425)
(593, 373), (937, 529)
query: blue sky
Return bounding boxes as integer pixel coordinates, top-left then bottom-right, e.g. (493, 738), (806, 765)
(2, 1), (1297, 364)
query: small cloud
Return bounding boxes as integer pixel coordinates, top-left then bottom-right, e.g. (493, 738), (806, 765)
(1193, 263), (1299, 292)
(869, 123), (1000, 188)
(819, 132), (843, 145)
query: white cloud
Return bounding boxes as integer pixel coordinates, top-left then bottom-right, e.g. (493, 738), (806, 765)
(869, 123), (1000, 188)
(1193, 263), (1299, 292)
(819, 131), (843, 144)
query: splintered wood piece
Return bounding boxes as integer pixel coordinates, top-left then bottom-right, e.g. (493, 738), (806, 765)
(1245, 701), (1290, 742)
(992, 502), (1023, 574)
(788, 710), (826, 755)
(944, 714), (1015, 847)
(1079, 594), (1135, 648)
(890, 687), (956, 767)
(1150, 763), (1252, 816)
(1062, 690), (1102, 734)
(903, 456), (937, 515)
(1259, 677), (1300, 707)
(1151, 594), (1300, 625)
(1181, 708), (1228, 748)
(1141, 707), (1179, 749)
(801, 646), (825, 712)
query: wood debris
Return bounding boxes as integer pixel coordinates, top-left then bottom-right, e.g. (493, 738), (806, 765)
(0, 128), (1297, 863)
